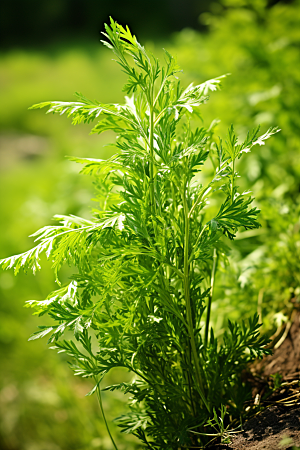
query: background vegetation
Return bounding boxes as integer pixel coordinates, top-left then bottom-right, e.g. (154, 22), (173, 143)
(1, 0), (299, 449)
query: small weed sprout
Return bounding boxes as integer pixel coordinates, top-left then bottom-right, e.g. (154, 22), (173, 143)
(1, 19), (279, 449)
(189, 405), (243, 447)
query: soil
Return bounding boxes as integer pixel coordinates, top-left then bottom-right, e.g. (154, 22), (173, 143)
(209, 310), (300, 450)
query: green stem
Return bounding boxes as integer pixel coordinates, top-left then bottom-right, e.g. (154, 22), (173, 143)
(204, 248), (217, 349)
(153, 75), (168, 107)
(188, 186), (210, 219)
(230, 158), (235, 204)
(182, 182), (210, 413)
(188, 224), (208, 265)
(187, 347), (197, 416)
(149, 86), (155, 219)
(94, 377), (119, 450)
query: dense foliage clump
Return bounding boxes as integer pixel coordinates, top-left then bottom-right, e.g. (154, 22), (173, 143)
(0, 19), (279, 449)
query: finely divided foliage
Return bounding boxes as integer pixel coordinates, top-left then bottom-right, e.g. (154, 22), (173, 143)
(1, 19), (279, 449)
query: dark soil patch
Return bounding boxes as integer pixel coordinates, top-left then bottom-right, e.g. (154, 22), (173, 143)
(209, 310), (300, 450)
(223, 405), (300, 449)
(253, 309), (300, 380)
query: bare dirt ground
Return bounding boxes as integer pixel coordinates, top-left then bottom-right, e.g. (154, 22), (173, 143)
(210, 310), (300, 450)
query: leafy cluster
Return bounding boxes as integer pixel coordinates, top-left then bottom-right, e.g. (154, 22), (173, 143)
(0, 19), (279, 449)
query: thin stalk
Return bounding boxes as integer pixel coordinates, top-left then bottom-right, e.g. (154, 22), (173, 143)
(154, 106), (170, 126)
(230, 158), (235, 204)
(94, 377), (119, 450)
(188, 224), (208, 265)
(187, 346), (197, 416)
(149, 88), (156, 219)
(182, 182), (210, 413)
(204, 248), (217, 349)
(153, 74), (168, 107)
(188, 188), (207, 219)
(202, 158), (233, 351)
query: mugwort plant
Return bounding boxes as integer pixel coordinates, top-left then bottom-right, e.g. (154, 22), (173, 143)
(1, 19), (279, 449)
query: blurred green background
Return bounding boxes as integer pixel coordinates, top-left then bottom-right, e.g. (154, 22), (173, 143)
(1, 0), (300, 449)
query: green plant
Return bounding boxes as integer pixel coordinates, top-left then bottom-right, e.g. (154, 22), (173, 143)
(164, 0), (300, 339)
(189, 405), (242, 447)
(216, 199), (300, 334)
(1, 19), (279, 449)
